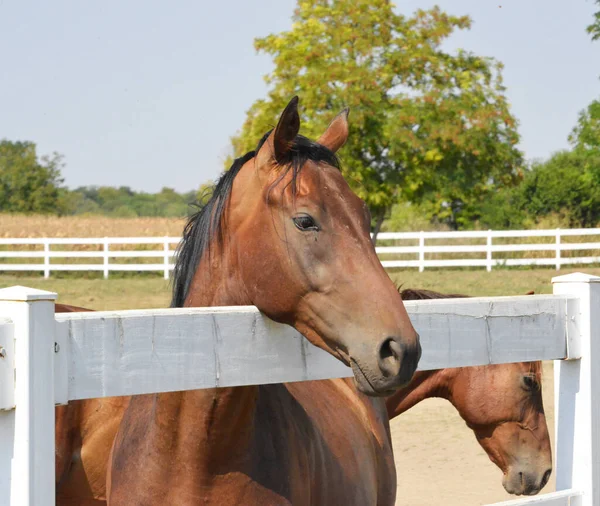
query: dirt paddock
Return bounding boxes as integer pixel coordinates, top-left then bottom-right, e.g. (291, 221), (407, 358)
(391, 361), (555, 505)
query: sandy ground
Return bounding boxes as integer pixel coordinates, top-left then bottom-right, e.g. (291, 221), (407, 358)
(390, 362), (555, 506)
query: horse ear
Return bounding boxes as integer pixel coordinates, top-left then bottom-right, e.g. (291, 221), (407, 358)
(273, 96), (300, 161)
(256, 97), (300, 168)
(318, 108), (349, 153)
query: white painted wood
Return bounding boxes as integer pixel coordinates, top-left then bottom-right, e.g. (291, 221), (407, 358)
(0, 410), (15, 506)
(2, 229), (600, 276)
(0, 237), (181, 245)
(554, 242), (600, 251)
(491, 244), (559, 252)
(105, 250), (175, 258)
(404, 295), (569, 367)
(0, 320), (15, 411)
(377, 227), (600, 239)
(485, 489), (582, 506)
(487, 229), (493, 272)
(379, 257), (600, 269)
(43, 239), (50, 279)
(556, 229), (561, 271)
(0, 251), (175, 258)
(418, 231), (425, 272)
(57, 306), (351, 400)
(552, 273), (600, 506)
(0, 264), (176, 273)
(0, 251), (46, 258)
(564, 296), (582, 360)
(375, 246), (421, 254)
(163, 236), (170, 280)
(54, 294), (569, 401)
(54, 320), (69, 406)
(0, 286), (57, 506)
(376, 243), (600, 254)
(103, 238), (109, 279)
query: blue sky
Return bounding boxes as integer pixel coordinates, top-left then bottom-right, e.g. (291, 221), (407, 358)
(0, 0), (598, 192)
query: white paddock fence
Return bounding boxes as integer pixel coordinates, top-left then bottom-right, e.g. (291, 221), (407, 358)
(0, 237), (179, 279)
(0, 272), (597, 505)
(376, 228), (600, 272)
(3, 228), (600, 279)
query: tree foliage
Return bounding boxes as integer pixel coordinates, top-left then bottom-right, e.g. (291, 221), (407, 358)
(230, 0), (523, 232)
(478, 150), (600, 229)
(0, 140), (65, 214)
(63, 186), (199, 217)
(569, 99), (600, 154)
(588, 0), (600, 41)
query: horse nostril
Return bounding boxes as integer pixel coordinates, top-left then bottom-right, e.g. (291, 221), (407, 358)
(378, 337), (403, 377)
(541, 469), (552, 489)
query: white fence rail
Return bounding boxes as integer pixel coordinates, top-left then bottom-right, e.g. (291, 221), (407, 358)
(2, 228), (600, 278)
(0, 237), (180, 279)
(0, 273), (597, 505)
(376, 228), (600, 272)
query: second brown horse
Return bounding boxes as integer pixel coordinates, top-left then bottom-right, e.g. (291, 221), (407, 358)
(389, 288), (552, 496)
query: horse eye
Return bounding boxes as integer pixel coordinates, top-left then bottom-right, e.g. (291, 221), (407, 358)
(293, 215), (319, 231)
(522, 375), (539, 392)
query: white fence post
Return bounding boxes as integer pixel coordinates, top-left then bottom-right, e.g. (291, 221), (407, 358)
(0, 286), (57, 506)
(163, 237), (169, 280)
(418, 231), (425, 273)
(103, 238), (109, 279)
(43, 239), (50, 279)
(486, 229), (493, 272)
(556, 228), (561, 271)
(552, 273), (600, 506)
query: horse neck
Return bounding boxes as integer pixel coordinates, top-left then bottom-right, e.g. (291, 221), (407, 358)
(164, 242), (261, 467)
(386, 369), (456, 419)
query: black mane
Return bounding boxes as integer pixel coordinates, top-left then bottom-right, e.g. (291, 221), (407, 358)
(399, 287), (469, 300)
(171, 132), (340, 308)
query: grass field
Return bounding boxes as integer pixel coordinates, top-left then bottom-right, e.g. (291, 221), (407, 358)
(1, 266), (597, 309)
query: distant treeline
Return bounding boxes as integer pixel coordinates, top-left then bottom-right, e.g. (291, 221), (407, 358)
(0, 139), (210, 218)
(61, 185), (203, 218)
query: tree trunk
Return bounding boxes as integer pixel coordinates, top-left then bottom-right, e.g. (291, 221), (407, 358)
(371, 209), (386, 246)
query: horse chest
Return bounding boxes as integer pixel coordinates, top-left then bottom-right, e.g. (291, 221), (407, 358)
(108, 384), (395, 506)
(245, 382), (395, 506)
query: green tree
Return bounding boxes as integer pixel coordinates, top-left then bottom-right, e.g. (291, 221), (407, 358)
(0, 140), (65, 213)
(230, 0), (522, 234)
(521, 151), (600, 227)
(588, 0), (600, 41)
(569, 99), (600, 154)
(479, 151), (600, 229)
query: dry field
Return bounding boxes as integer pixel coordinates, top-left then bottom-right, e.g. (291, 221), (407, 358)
(0, 268), (573, 505)
(0, 214), (186, 238)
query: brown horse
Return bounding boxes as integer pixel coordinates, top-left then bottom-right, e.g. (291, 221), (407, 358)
(388, 288), (552, 496)
(99, 98), (421, 505)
